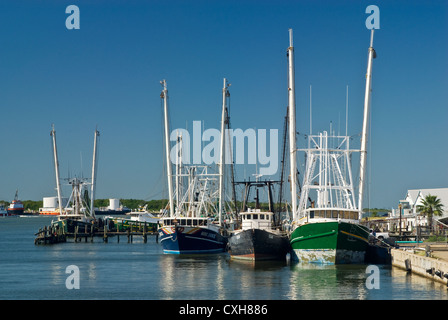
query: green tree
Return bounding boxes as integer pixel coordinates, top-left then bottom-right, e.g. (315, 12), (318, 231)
(94, 199), (109, 208)
(417, 194), (444, 232)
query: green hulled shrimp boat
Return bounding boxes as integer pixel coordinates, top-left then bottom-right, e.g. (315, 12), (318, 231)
(286, 28), (377, 264)
(289, 215), (370, 264)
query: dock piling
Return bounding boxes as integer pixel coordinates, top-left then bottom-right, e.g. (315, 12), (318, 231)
(143, 223), (147, 243)
(103, 225), (108, 243)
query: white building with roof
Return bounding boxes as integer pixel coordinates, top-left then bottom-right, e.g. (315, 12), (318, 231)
(389, 188), (448, 231)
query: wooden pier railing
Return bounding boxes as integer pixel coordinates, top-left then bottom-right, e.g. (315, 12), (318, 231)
(35, 223), (159, 245)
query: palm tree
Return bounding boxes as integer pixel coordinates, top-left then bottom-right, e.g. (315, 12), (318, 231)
(417, 194), (444, 233)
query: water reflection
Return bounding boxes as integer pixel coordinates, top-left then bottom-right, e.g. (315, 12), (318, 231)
(390, 267), (448, 299)
(288, 263), (370, 300)
(159, 254), (228, 300)
(228, 259), (288, 271)
(158, 252), (448, 300)
(6, 216), (448, 300)
(227, 258), (291, 299)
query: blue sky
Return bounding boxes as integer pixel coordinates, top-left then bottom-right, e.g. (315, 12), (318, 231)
(0, 0), (446, 209)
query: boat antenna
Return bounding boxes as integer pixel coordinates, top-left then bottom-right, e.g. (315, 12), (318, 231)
(309, 85), (312, 135)
(345, 85), (349, 136)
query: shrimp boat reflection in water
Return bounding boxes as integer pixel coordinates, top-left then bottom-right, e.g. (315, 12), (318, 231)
(157, 79), (233, 254)
(49, 125), (100, 233)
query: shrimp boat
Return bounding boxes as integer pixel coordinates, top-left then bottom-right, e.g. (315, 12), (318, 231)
(228, 180), (290, 261)
(288, 29), (377, 264)
(157, 79), (231, 254)
(49, 125), (100, 233)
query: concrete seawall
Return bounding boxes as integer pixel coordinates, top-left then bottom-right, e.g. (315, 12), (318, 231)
(391, 248), (448, 285)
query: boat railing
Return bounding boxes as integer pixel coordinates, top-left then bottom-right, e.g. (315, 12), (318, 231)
(301, 208), (359, 220)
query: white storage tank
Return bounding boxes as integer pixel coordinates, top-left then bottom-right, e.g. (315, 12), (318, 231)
(108, 198), (120, 210)
(43, 196), (58, 208)
(42, 196), (68, 209)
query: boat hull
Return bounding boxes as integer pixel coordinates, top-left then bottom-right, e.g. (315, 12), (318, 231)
(7, 208), (24, 215)
(290, 221), (369, 264)
(111, 218), (158, 232)
(158, 225), (227, 254)
(228, 228), (291, 261)
(40, 211), (60, 216)
(94, 209), (130, 215)
(52, 218), (94, 233)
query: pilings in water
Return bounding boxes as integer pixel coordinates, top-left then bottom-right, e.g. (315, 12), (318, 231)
(34, 225), (67, 245)
(34, 222), (158, 245)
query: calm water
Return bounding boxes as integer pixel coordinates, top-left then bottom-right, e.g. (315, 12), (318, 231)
(1, 216), (447, 300)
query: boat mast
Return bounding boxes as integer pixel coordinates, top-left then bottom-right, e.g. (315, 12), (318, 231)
(358, 29), (376, 218)
(175, 131), (181, 213)
(277, 107), (288, 224)
(90, 128), (99, 218)
(161, 80), (175, 218)
(287, 29), (298, 221)
(50, 124), (64, 216)
(219, 78), (230, 225)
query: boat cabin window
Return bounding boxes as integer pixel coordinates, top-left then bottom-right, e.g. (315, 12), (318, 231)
(242, 213), (273, 220)
(163, 218), (208, 226)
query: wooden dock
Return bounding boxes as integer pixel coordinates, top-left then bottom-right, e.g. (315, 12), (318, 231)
(35, 224), (159, 245)
(34, 225), (67, 245)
